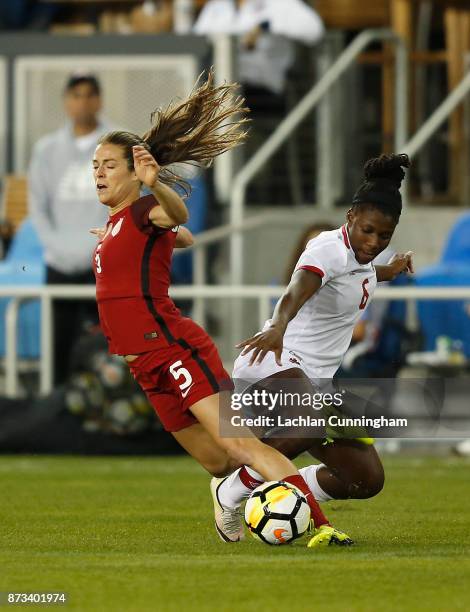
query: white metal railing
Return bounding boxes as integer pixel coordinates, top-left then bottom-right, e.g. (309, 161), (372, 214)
(403, 68), (470, 159)
(185, 39), (470, 345)
(229, 28), (408, 290)
(168, 30), (409, 343)
(0, 57), (6, 178)
(189, 32), (470, 299)
(177, 209), (331, 328)
(211, 34), (237, 203)
(1, 284), (470, 398)
(402, 65), (470, 204)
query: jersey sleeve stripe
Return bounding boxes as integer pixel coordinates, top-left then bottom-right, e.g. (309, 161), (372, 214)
(341, 225), (351, 249)
(298, 265), (325, 278)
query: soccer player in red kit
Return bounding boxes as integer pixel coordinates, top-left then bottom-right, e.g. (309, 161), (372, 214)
(91, 73), (352, 548)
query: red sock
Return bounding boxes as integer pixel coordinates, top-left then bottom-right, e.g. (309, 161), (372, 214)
(239, 466), (264, 490)
(284, 474), (329, 527)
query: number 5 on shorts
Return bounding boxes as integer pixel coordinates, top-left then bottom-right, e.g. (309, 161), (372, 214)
(169, 360), (193, 397)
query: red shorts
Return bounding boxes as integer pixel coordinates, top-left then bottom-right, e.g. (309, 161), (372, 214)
(128, 319), (231, 432)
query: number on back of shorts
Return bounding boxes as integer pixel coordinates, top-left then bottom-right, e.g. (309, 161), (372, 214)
(169, 360), (193, 397)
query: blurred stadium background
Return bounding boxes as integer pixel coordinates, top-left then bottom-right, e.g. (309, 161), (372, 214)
(1, 3), (470, 611)
(0, 1), (470, 451)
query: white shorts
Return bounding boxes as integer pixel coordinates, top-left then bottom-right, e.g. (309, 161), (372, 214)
(232, 347), (311, 393)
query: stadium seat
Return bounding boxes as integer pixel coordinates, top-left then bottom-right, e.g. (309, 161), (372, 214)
(1, 175), (28, 231)
(415, 263), (470, 357)
(5, 217), (44, 263)
(415, 212), (470, 357)
(0, 219), (45, 359)
(441, 212), (470, 263)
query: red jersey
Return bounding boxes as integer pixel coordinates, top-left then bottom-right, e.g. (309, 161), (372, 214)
(93, 194), (183, 354)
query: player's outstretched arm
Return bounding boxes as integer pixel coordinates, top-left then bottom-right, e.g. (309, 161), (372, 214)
(150, 180), (189, 227)
(375, 251), (414, 282)
(236, 269), (322, 366)
(132, 145), (189, 228)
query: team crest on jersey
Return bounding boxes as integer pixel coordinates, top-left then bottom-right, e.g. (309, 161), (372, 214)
(111, 217), (124, 237)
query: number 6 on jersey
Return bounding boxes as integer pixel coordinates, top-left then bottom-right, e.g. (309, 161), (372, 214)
(359, 278), (370, 310)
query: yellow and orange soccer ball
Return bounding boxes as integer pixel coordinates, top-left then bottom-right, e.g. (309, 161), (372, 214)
(244, 481), (311, 545)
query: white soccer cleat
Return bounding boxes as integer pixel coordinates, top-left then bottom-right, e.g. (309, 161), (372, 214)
(210, 477), (245, 542)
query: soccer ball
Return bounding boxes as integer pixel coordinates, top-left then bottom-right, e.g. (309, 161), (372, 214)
(244, 481), (311, 545)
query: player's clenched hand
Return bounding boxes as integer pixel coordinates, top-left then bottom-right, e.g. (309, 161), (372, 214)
(388, 251), (414, 276)
(236, 326), (284, 366)
(132, 145), (161, 189)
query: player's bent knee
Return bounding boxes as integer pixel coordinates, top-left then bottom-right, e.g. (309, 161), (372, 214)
(349, 466), (385, 499)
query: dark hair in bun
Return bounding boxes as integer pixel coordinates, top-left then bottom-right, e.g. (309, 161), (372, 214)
(352, 153), (410, 223)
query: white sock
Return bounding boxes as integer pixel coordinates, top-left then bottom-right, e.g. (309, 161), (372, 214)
(217, 466), (264, 508)
(241, 466), (264, 483)
(299, 464), (333, 502)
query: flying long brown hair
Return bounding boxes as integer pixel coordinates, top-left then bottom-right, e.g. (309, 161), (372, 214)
(99, 70), (249, 194)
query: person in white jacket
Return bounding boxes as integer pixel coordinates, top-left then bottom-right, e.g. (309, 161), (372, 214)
(194, 0), (324, 203)
(29, 73), (111, 384)
(194, 0), (324, 97)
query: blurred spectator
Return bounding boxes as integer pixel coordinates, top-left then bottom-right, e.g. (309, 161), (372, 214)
(194, 0), (324, 203)
(28, 73), (111, 385)
(194, 0), (323, 109)
(0, 0), (58, 30)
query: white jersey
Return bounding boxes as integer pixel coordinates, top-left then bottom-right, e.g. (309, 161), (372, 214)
(233, 225), (377, 384)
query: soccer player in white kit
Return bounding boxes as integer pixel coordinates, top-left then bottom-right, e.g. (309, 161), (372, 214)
(211, 153), (414, 546)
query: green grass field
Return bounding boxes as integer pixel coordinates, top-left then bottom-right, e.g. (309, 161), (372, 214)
(1, 454), (470, 612)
